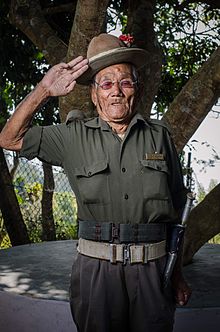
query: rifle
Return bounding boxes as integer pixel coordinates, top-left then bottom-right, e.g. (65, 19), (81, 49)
(163, 192), (195, 289)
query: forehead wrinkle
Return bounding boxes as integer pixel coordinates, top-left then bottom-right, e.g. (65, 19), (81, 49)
(97, 72), (133, 83)
(99, 74), (132, 82)
(96, 63), (132, 80)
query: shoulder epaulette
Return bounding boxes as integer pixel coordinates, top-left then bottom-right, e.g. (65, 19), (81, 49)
(65, 110), (85, 125)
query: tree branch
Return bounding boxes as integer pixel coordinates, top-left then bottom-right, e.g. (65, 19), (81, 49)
(164, 45), (220, 152)
(177, 0), (220, 10)
(42, 3), (76, 15)
(183, 183), (220, 264)
(9, 0), (68, 65)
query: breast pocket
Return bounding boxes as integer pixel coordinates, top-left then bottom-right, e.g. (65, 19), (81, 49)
(140, 160), (175, 221)
(140, 159), (170, 199)
(73, 160), (110, 205)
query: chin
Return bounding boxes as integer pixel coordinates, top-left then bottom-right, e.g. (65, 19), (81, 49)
(111, 113), (133, 123)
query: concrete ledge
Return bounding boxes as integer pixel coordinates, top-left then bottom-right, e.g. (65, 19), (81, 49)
(174, 307), (220, 332)
(0, 240), (75, 301)
(1, 291), (220, 332)
(1, 241), (220, 331)
(0, 290), (76, 332)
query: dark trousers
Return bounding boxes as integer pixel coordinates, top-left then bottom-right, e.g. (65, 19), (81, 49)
(69, 253), (176, 332)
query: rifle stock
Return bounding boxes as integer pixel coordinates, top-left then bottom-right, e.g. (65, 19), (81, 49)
(163, 192), (195, 289)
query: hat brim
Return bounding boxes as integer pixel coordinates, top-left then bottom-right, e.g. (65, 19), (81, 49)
(77, 47), (149, 85)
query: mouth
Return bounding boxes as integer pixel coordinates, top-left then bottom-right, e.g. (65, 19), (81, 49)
(111, 100), (123, 106)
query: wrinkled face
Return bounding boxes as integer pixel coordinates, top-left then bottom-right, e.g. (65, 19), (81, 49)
(91, 63), (137, 124)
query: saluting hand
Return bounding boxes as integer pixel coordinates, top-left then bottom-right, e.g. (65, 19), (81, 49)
(40, 56), (88, 97)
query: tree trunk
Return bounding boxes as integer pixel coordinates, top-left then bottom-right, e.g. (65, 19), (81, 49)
(127, 0), (163, 117)
(183, 183), (220, 265)
(41, 162), (56, 241)
(164, 45), (220, 153)
(0, 148), (30, 246)
(59, 0), (110, 121)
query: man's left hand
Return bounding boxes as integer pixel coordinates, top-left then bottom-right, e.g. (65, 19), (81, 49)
(171, 272), (192, 306)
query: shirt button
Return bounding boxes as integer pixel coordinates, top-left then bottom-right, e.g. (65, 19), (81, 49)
(122, 168), (126, 173)
(88, 171), (92, 177)
(124, 194), (129, 200)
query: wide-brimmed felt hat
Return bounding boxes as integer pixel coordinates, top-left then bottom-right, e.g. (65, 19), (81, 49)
(77, 33), (149, 85)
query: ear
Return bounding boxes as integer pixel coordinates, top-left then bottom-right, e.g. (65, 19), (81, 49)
(91, 85), (97, 106)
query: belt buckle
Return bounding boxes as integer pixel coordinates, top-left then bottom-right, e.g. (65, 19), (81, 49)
(123, 244), (131, 265)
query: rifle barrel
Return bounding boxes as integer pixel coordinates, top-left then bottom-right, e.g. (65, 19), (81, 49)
(181, 192), (196, 225)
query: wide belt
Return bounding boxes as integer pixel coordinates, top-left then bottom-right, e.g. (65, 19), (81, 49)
(77, 238), (166, 264)
(78, 220), (167, 243)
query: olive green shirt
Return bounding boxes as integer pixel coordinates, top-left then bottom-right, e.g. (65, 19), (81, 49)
(20, 113), (186, 224)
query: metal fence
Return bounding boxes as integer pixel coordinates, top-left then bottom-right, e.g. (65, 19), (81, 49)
(0, 151), (78, 248)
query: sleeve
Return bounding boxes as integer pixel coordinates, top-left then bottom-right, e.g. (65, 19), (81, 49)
(164, 128), (187, 214)
(19, 124), (68, 167)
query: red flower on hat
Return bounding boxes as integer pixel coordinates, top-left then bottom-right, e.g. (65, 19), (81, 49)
(119, 34), (134, 47)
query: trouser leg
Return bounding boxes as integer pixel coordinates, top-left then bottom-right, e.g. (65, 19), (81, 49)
(69, 254), (175, 332)
(124, 256), (176, 332)
(69, 253), (129, 332)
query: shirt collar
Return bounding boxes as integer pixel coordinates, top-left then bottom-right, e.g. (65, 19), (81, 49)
(84, 117), (110, 130)
(84, 113), (150, 130)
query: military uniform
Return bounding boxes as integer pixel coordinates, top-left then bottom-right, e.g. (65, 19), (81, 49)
(20, 113), (186, 332)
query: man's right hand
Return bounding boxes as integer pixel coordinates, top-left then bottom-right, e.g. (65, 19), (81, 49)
(0, 56), (88, 151)
(39, 56), (89, 97)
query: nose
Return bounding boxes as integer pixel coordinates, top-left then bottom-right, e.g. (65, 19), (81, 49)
(111, 81), (123, 96)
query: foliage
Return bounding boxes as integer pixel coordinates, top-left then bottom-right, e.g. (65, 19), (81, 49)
(53, 192), (78, 240)
(154, 1), (220, 115)
(0, 1), (59, 126)
(179, 149), (194, 191)
(18, 181), (78, 243)
(196, 182), (206, 202)
(194, 141), (220, 172)
(2, 0), (220, 119)
(0, 232), (11, 249)
(106, 1), (220, 115)
(0, 177), (78, 248)
(208, 178), (218, 192)
(107, 0), (127, 32)
(180, 138), (220, 193)
(209, 233), (220, 244)
(0, 216), (11, 248)
(0, 2), (45, 121)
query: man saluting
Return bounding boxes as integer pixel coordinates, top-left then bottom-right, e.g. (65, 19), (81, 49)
(0, 33), (191, 332)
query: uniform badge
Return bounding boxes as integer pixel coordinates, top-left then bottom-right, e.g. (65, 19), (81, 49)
(145, 153), (164, 160)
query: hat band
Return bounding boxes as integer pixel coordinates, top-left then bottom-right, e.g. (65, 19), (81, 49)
(89, 47), (128, 63)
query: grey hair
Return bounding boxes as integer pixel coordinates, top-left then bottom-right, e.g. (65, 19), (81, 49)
(131, 65), (139, 84)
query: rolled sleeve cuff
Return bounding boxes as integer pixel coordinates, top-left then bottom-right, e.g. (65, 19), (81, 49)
(19, 126), (43, 160)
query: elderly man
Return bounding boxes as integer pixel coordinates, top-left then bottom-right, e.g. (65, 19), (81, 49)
(0, 33), (191, 332)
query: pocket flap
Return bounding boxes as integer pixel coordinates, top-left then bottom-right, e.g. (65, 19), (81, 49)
(74, 160), (108, 177)
(140, 160), (169, 173)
